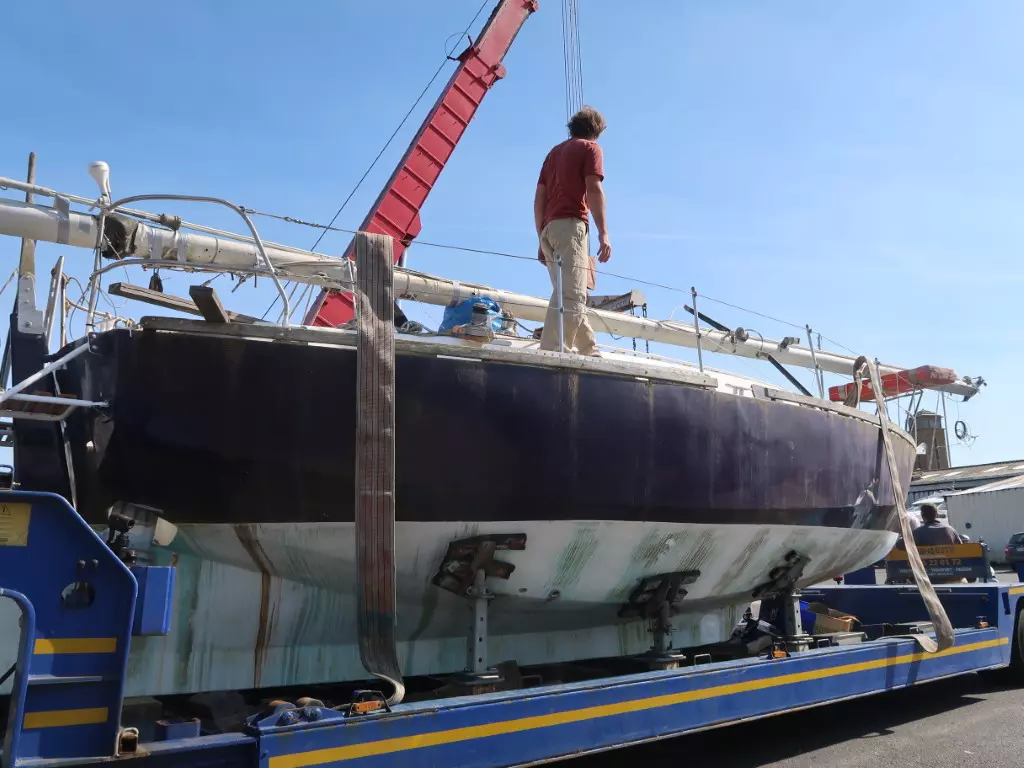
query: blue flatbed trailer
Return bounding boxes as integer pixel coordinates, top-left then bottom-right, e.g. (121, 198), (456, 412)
(1, 491), (1022, 768)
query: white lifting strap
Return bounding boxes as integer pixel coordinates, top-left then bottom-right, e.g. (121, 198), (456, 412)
(862, 357), (954, 653)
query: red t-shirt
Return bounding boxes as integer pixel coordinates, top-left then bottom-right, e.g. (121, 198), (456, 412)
(538, 138), (604, 230)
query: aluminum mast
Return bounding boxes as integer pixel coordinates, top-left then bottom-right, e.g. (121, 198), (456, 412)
(0, 192), (982, 399)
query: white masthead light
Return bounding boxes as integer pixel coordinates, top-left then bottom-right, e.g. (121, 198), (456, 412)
(88, 161), (111, 204)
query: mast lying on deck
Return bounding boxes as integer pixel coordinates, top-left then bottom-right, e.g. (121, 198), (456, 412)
(0, 186), (983, 399)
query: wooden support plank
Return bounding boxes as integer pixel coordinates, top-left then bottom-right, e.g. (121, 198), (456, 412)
(108, 283), (258, 324)
(188, 286), (231, 324)
(354, 232), (405, 704)
(109, 283), (200, 316)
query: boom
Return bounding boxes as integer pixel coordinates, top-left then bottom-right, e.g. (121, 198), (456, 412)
(305, 0), (539, 327)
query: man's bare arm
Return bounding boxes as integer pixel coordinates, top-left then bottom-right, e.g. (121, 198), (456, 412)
(585, 175), (611, 263)
(534, 184), (547, 263)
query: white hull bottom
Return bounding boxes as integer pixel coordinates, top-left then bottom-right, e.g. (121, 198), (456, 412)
(0, 520), (895, 697)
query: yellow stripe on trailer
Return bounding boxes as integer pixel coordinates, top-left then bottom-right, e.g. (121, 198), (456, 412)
(34, 637), (117, 655)
(269, 638), (1007, 768)
(23, 707), (109, 729)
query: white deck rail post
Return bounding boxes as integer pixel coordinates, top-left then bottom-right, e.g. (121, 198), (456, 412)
(691, 287), (704, 373)
(805, 325), (825, 399)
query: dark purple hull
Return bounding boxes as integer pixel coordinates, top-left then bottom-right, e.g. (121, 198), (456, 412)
(53, 326), (912, 532)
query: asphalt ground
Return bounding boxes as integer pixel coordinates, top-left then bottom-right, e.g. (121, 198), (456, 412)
(572, 568), (1023, 767)
(574, 672), (1024, 768)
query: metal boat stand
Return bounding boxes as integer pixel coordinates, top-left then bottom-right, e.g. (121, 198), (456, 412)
(462, 568), (500, 688)
(753, 550), (814, 653)
(432, 533), (527, 693)
(618, 570), (701, 670)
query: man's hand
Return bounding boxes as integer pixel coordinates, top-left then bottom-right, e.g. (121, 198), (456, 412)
(537, 244), (546, 265)
(597, 234), (612, 263)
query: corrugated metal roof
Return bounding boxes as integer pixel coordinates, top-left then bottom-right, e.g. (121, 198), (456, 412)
(912, 460), (1024, 486)
(945, 473), (1024, 497)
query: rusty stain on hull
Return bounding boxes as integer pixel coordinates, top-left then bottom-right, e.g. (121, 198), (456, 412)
(172, 555), (201, 693)
(235, 524), (278, 688)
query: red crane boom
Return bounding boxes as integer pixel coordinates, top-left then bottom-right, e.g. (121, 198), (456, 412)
(305, 0), (539, 327)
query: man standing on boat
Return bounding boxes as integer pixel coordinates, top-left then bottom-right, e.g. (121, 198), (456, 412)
(534, 106), (611, 356)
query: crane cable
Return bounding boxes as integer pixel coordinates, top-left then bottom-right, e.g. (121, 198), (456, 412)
(310, 0), (491, 254)
(562, 0), (584, 120)
(260, 1), (491, 321)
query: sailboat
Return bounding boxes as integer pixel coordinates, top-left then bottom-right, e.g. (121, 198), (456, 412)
(0, 177), (980, 696)
(0, 0), (982, 699)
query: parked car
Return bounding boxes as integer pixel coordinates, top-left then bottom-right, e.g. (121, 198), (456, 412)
(1004, 532), (1024, 566)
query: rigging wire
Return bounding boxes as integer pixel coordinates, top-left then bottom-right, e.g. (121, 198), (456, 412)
(572, 0), (584, 109)
(261, 1), (491, 321)
(0, 268), (16, 301)
(62, 199), (863, 366)
(566, 0), (577, 114)
(263, 280), (303, 321)
(560, 0), (572, 122)
(69, 242), (862, 389)
(307, 0), (490, 254)
(241, 205), (864, 356)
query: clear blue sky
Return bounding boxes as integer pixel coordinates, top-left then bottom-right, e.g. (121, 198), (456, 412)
(2, 1), (1022, 466)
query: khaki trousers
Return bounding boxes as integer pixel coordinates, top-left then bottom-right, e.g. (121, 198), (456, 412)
(539, 218), (599, 355)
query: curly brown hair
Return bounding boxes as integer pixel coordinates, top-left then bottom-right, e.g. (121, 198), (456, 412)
(568, 106), (607, 140)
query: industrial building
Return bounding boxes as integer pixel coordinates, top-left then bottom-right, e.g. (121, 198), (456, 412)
(909, 460), (1024, 503)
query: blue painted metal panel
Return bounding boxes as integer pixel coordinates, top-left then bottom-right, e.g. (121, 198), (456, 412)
(131, 566), (175, 636)
(842, 566), (875, 585)
(803, 584), (1019, 641)
(155, 718), (201, 741)
(115, 733), (256, 768)
(253, 626), (1009, 768)
(0, 491), (137, 763)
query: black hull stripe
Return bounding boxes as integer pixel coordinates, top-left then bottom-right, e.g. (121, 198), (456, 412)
(57, 329), (911, 533)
